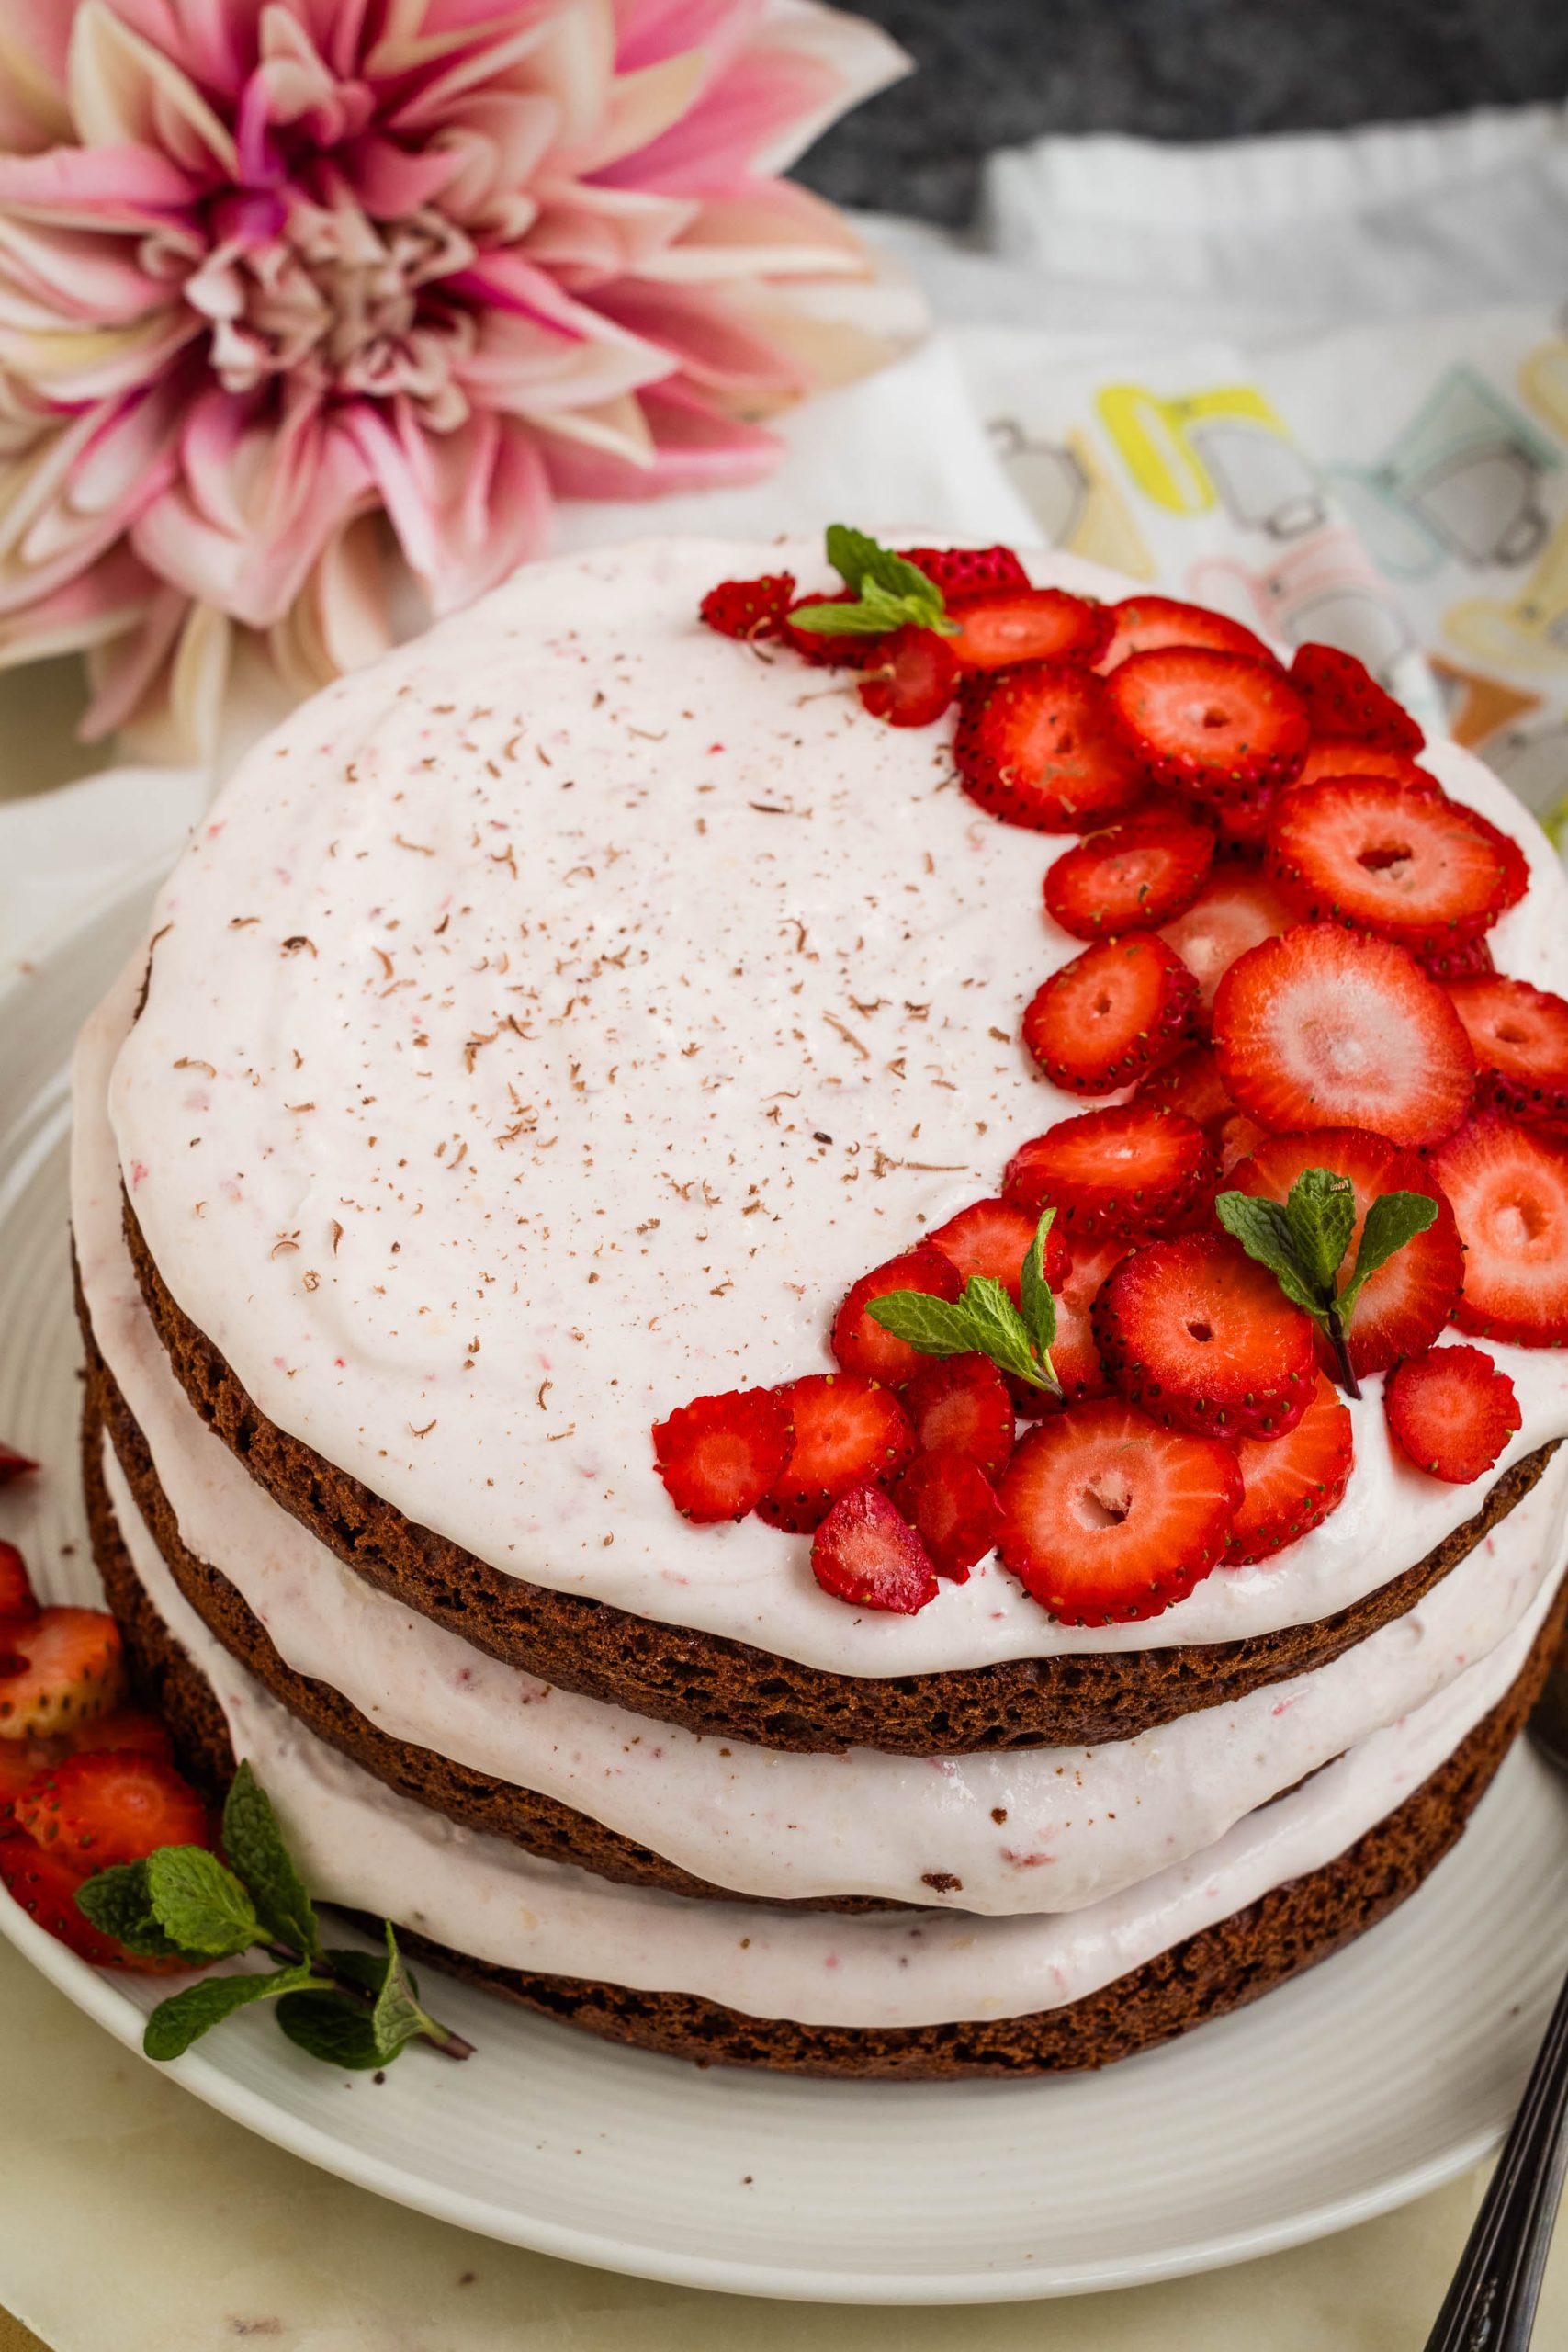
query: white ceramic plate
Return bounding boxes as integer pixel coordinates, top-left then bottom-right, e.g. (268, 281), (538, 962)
(3, 876), (1568, 2305)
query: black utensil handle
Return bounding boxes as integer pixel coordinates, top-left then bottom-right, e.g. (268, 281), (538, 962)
(1424, 1963), (1568, 2351)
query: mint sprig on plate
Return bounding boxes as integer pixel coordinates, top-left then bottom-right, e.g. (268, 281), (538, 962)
(74, 1759), (473, 2069)
(1215, 1169), (1437, 1398)
(868, 1209), (1061, 1392)
(787, 524), (958, 640)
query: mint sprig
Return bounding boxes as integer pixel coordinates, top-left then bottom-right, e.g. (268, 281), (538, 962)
(787, 524), (958, 640)
(867, 1209), (1060, 1391)
(1215, 1169), (1437, 1398)
(74, 1760), (473, 2070)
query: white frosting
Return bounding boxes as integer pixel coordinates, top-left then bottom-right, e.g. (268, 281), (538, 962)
(102, 1438), (1562, 2028)
(107, 537), (1568, 1675)
(76, 955), (1568, 1916)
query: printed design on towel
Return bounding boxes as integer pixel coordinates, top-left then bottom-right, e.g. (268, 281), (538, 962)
(1095, 381), (1324, 539)
(987, 420), (1156, 582)
(1329, 368), (1560, 584)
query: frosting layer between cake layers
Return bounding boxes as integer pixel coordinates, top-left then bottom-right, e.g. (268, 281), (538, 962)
(106, 538), (1568, 1677)
(97, 1435), (1563, 2030)
(77, 953), (1568, 1917)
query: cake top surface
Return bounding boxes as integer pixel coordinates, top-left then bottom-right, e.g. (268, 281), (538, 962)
(108, 536), (1568, 1672)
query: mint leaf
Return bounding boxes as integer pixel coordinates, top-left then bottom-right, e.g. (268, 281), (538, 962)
(1339, 1190), (1438, 1320)
(325, 1946), (400, 2000)
(276, 1988), (384, 2072)
(866, 1290), (985, 1357)
(1283, 1168), (1357, 1295)
(1214, 1192), (1325, 1319)
(75, 1861), (193, 1962)
(1020, 1209), (1058, 1367)
(221, 1762), (319, 1959)
(370, 1924), (444, 2062)
(957, 1275), (1047, 1388)
(793, 526), (956, 640)
(143, 1962), (313, 2061)
(826, 525), (933, 603)
(143, 1847), (261, 1960)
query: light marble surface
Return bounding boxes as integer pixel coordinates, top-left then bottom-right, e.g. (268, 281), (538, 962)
(5, 664), (1568, 2352)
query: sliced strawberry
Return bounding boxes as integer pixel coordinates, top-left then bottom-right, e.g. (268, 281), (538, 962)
(1293, 740), (1438, 793)
(1226, 1371), (1354, 1565)
(902, 1355), (1016, 1477)
(892, 1452), (1001, 1581)
(1106, 649), (1309, 803)
(0, 1541), (39, 1625)
(1095, 595), (1275, 673)
(1022, 934), (1198, 1095)
(0, 1832), (140, 1966)
(926, 1196), (1069, 1302)
(955, 662), (1147, 832)
(946, 586), (1111, 673)
(857, 626), (959, 728)
(1216, 1110), (1268, 1177)
(0, 1609), (124, 1741)
(1134, 1041), (1235, 1134)
(1431, 1112), (1568, 1345)
(1005, 1104), (1217, 1241)
(1207, 787), (1277, 859)
(902, 544), (1030, 597)
(831, 1247), (963, 1386)
(781, 590), (881, 669)
(651, 1389), (794, 1523)
(0, 1442), (38, 1487)
(1213, 925), (1475, 1148)
(1094, 1232), (1318, 1439)
(1043, 1236), (1125, 1406)
(0, 1740), (43, 1829)
(1267, 776), (1512, 955)
(1453, 803), (1529, 912)
(997, 1399), (1241, 1623)
(699, 573), (795, 641)
(810, 1485), (939, 1612)
(1384, 1344), (1521, 1484)
(1288, 644), (1425, 755)
(1043, 814), (1214, 940)
(15, 1749), (209, 1872)
(758, 1374), (913, 1532)
(69, 1708), (174, 1762)
(1446, 974), (1568, 1138)
(1418, 933), (1495, 984)
(1226, 1125), (1463, 1376)
(1158, 866), (1293, 1020)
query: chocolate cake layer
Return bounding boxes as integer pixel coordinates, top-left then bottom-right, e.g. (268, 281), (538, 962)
(85, 1373), (1567, 2079)
(129, 1200), (1560, 1756)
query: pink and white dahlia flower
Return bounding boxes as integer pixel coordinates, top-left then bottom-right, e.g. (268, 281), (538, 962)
(0, 0), (908, 742)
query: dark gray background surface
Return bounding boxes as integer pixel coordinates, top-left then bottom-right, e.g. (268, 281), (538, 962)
(796, 0), (1568, 227)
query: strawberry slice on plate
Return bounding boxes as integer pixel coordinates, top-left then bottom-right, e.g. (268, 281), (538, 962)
(1005, 1103), (1217, 1242)
(955, 662), (1148, 832)
(1267, 776), (1512, 955)
(0, 1609), (124, 1740)
(857, 627), (959, 728)
(1418, 933), (1495, 984)
(902, 1356), (1017, 1477)
(651, 1389), (794, 1523)
(1134, 1041), (1235, 1135)
(1095, 595), (1275, 673)
(699, 573), (795, 641)
(1226, 1125), (1463, 1375)
(892, 1452), (1002, 1580)
(831, 1248), (963, 1386)
(1158, 866), (1293, 1021)
(1293, 740), (1438, 793)
(1044, 814), (1214, 940)
(1106, 649), (1309, 801)
(1445, 974), (1568, 1138)
(1431, 1112), (1568, 1345)
(1022, 934), (1198, 1095)
(1226, 1371), (1354, 1565)
(1093, 1231), (1319, 1440)
(1213, 924), (1475, 1148)
(1288, 644), (1424, 754)
(1039, 1236), (1125, 1407)
(1384, 1344), (1521, 1484)
(15, 1748), (209, 1872)
(946, 587), (1111, 673)
(811, 1486), (940, 1612)
(0, 1541), (39, 1625)
(902, 545), (1029, 597)
(927, 1196), (1069, 1301)
(0, 1832), (154, 1967)
(759, 1375), (913, 1532)
(997, 1398), (1242, 1623)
